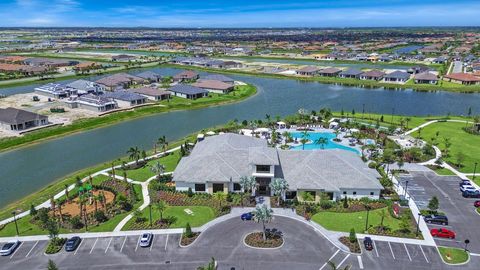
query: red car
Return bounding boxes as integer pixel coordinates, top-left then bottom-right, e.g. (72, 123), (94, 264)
(430, 228), (455, 239)
(474, 201), (480, 207)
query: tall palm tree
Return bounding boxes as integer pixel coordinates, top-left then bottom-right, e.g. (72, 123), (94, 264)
(64, 184), (70, 202)
(253, 205), (273, 241)
(300, 130), (310, 150)
(314, 137), (329, 149)
(239, 176), (256, 193)
(155, 200), (168, 222)
(111, 162), (116, 179)
(127, 147), (141, 165)
(98, 192), (106, 211)
(213, 192), (227, 207)
(150, 161), (166, 180)
(405, 117), (411, 129)
(282, 131), (292, 146)
(56, 199), (64, 223)
(157, 136), (168, 153)
(50, 197), (56, 218)
(269, 178), (289, 206)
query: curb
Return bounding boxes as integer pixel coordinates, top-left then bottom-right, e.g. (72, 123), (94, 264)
(436, 246), (471, 266)
(242, 231), (284, 250)
(178, 232), (201, 248)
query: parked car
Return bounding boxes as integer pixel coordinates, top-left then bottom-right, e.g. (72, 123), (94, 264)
(462, 190), (480, 198)
(459, 180), (471, 187)
(363, 237), (373, 251)
(430, 228), (455, 239)
(0, 240), (20, 256)
(460, 185), (478, 193)
(424, 214), (448, 225)
(474, 201), (480, 207)
(65, 236), (81, 252)
(139, 233), (153, 248)
(241, 212), (255, 221)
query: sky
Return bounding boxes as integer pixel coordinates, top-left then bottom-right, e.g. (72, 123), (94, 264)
(1, 0), (480, 27)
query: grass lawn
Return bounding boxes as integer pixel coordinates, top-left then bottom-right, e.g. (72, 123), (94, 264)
(116, 150), (181, 182)
(438, 246), (469, 264)
(420, 122), (479, 173)
(311, 207), (401, 233)
(123, 206), (216, 230)
(431, 166), (456, 176)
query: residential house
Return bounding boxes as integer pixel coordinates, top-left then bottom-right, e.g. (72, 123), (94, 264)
(95, 73), (147, 90)
(173, 134), (383, 201)
(202, 74), (234, 84)
(296, 66), (321, 76)
(66, 79), (105, 95)
(136, 71), (162, 83)
(443, 73), (480, 85)
(408, 66), (431, 74)
(318, 68), (342, 77)
(339, 68), (364, 79)
(173, 70), (199, 82)
(64, 94), (117, 112)
(168, 84), (208, 99)
(103, 90), (148, 107)
(359, 70), (385, 81)
(0, 55), (29, 64)
(414, 72), (438, 84)
(111, 54), (137, 62)
(24, 58), (78, 68)
(192, 80), (234, 94)
(0, 107), (48, 131)
(383, 71), (410, 83)
(129, 87), (171, 101)
(34, 83), (78, 99)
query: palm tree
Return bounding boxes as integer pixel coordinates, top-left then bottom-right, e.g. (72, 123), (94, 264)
(314, 137), (329, 149)
(443, 137), (452, 157)
(56, 199), (64, 224)
(150, 161), (166, 180)
(155, 200), (168, 222)
(157, 136), (168, 153)
(300, 130), (310, 150)
(282, 131), (292, 146)
(269, 178), (289, 206)
(333, 130), (341, 141)
(213, 192), (227, 207)
(111, 162), (116, 179)
(127, 147), (141, 165)
(197, 257), (217, 270)
(253, 205), (273, 241)
(50, 197), (56, 218)
(123, 171), (128, 182)
(405, 117), (411, 129)
(327, 260), (351, 270)
(377, 209), (387, 229)
(98, 191), (106, 211)
(64, 184), (70, 202)
(239, 176), (256, 193)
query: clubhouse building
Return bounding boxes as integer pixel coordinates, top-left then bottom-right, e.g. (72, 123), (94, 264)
(173, 134), (383, 202)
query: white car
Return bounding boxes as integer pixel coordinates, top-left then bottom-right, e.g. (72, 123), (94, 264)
(139, 233), (153, 248)
(460, 185), (478, 193)
(0, 240), (20, 256)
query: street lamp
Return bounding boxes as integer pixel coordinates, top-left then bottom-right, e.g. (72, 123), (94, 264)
(365, 205), (371, 232)
(12, 211), (19, 236)
(464, 239), (470, 252)
(416, 213), (422, 237)
(473, 162), (478, 181)
(149, 204), (153, 227)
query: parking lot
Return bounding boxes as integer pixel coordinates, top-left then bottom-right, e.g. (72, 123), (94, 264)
(399, 171), (480, 253)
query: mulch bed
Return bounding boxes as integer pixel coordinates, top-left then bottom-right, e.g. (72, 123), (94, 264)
(245, 232), (283, 248)
(181, 232), (200, 246)
(339, 236), (361, 253)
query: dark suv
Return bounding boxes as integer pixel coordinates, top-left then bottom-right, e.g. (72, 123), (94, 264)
(463, 190), (480, 198)
(424, 214), (448, 225)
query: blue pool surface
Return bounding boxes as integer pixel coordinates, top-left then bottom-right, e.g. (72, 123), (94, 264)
(290, 132), (360, 154)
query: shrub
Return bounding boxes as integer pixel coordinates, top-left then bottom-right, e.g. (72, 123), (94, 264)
(45, 238), (66, 254)
(187, 188), (194, 197)
(30, 204), (38, 216)
(69, 216), (83, 229)
(349, 228), (357, 243)
(134, 210), (146, 223)
(343, 196), (349, 208)
(94, 210), (108, 223)
(320, 200), (334, 210)
(368, 161), (378, 169)
(184, 222), (193, 238)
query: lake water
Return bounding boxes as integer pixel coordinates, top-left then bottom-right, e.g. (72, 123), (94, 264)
(0, 67), (479, 207)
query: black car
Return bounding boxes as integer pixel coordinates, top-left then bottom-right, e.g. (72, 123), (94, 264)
(424, 214), (448, 225)
(463, 190), (480, 198)
(65, 236), (81, 252)
(363, 237), (373, 251)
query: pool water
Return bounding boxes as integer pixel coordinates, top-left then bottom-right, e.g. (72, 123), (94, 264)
(289, 132), (360, 154)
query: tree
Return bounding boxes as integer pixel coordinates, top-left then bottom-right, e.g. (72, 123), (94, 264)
(30, 204), (37, 216)
(184, 222), (193, 238)
(399, 213), (411, 233)
(64, 184), (70, 202)
(213, 192), (227, 206)
(343, 196), (348, 208)
(155, 200), (168, 222)
(127, 147), (141, 165)
(378, 209), (387, 229)
(349, 228), (357, 243)
(239, 176), (256, 193)
(150, 161), (166, 180)
(197, 257), (217, 270)
(443, 137), (452, 157)
(282, 131), (293, 146)
(46, 219), (59, 239)
(301, 191), (315, 202)
(428, 196), (439, 213)
(269, 178), (289, 206)
(300, 130), (310, 150)
(47, 259), (59, 270)
(157, 136), (168, 153)
(327, 260), (351, 270)
(253, 205), (273, 241)
(314, 137), (329, 149)
(456, 151), (466, 167)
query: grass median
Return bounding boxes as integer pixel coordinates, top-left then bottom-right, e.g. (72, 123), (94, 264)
(438, 246), (469, 264)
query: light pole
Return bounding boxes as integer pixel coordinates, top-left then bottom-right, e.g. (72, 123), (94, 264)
(473, 162), (478, 181)
(464, 239), (470, 252)
(149, 204), (152, 227)
(416, 213), (422, 237)
(365, 205), (371, 232)
(12, 211), (19, 236)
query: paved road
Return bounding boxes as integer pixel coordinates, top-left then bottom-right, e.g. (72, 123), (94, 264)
(1, 215), (478, 269)
(399, 171), (480, 253)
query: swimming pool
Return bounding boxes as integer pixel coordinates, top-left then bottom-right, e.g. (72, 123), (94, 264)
(289, 132), (360, 154)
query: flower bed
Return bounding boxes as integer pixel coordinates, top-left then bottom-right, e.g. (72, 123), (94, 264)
(244, 232), (283, 248)
(45, 238), (66, 254)
(339, 236), (361, 253)
(180, 232), (200, 246)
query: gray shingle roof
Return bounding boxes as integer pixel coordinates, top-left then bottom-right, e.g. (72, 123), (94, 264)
(202, 74), (234, 83)
(339, 68), (364, 76)
(168, 84), (208, 95)
(103, 90), (147, 101)
(66, 79), (103, 92)
(0, 107), (47, 124)
(384, 70), (410, 80)
(136, 71), (161, 80)
(414, 72), (438, 81)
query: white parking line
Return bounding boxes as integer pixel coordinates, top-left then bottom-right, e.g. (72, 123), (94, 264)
(337, 254), (350, 269)
(105, 238), (113, 253)
(120, 236), (127, 253)
(150, 236), (155, 251)
(89, 238), (98, 254)
(319, 249), (340, 270)
(74, 240), (83, 255)
(419, 245), (429, 263)
(357, 256), (364, 269)
(388, 242), (395, 260)
(372, 240), (379, 257)
(403, 243), (412, 261)
(135, 235), (141, 252)
(164, 234), (169, 251)
(10, 242), (23, 259)
(25, 241), (38, 258)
